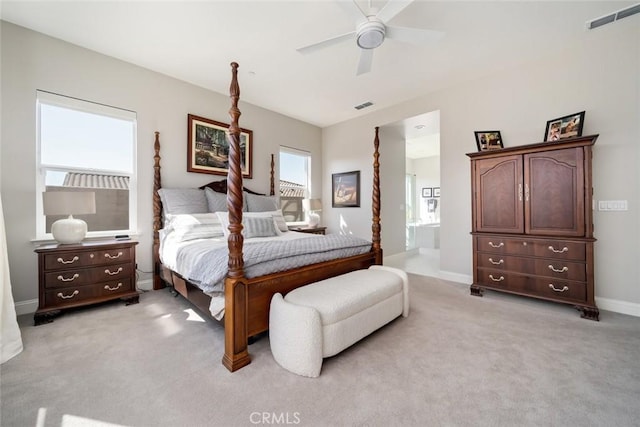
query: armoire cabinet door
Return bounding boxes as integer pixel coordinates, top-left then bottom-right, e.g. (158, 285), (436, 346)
(474, 155), (524, 233)
(524, 147), (585, 237)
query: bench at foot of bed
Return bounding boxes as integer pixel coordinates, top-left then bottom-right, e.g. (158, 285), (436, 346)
(269, 265), (409, 377)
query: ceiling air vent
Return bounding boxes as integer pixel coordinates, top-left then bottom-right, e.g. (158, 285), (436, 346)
(354, 101), (374, 110)
(587, 3), (640, 29)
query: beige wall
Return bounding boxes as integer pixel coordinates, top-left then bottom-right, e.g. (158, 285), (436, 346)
(0, 22), (322, 307)
(323, 17), (640, 314)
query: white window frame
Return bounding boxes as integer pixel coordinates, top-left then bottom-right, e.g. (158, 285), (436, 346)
(279, 146), (312, 226)
(35, 91), (138, 241)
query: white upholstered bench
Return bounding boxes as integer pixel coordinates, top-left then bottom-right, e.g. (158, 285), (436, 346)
(269, 265), (409, 377)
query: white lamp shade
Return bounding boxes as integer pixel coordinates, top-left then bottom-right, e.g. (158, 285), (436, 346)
(43, 191), (96, 244)
(302, 198), (322, 212)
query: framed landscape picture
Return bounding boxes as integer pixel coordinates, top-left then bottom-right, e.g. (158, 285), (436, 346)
(332, 170), (360, 207)
(187, 114), (253, 178)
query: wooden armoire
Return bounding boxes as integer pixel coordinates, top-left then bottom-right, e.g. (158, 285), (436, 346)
(467, 135), (599, 320)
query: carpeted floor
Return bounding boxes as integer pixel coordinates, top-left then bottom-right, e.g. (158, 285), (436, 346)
(2, 274), (639, 427)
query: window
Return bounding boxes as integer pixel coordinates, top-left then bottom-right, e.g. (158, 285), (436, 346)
(279, 147), (311, 223)
(36, 91), (137, 240)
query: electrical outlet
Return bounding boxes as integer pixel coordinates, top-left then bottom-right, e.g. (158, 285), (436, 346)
(598, 200), (628, 211)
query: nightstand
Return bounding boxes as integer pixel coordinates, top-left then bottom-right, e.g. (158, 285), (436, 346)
(288, 226), (327, 235)
(34, 239), (139, 325)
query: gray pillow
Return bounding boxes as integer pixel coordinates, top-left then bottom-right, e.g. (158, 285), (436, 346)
(205, 187), (248, 212)
(158, 188), (208, 215)
(205, 187), (228, 212)
(243, 216), (279, 239)
(245, 191), (279, 212)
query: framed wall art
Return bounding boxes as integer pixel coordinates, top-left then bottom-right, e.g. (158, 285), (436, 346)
(433, 187), (440, 197)
(332, 170), (360, 207)
(544, 111), (585, 141)
(474, 131), (504, 151)
(422, 187), (432, 198)
(187, 114), (253, 178)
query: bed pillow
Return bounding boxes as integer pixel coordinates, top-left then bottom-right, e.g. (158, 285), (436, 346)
(165, 213), (224, 242)
(216, 211), (281, 238)
(205, 187), (249, 212)
(245, 191), (279, 212)
(204, 187), (228, 212)
(158, 188), (208, 215)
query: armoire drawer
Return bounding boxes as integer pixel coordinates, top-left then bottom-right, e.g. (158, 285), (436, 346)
(476, 270), (587, 303)
(477, 253), (586, 282)
(476, 236), (586, 261)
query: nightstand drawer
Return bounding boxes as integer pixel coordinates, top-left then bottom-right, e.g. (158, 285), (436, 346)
(43, 264), (133, 289)
(43, 247), (133, 271)
(44, 284), (102, 308)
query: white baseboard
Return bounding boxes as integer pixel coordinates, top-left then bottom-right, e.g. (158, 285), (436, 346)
(438, 270), (472, 285)
(15, 299), (38, 316)
(136, 278), (153, 291)
(595, 296), (640, 318)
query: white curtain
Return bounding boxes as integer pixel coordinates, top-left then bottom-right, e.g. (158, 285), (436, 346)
(1, 194), (23, 363)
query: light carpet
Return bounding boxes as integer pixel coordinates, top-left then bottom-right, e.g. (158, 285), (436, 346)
(2, 274), (639, 427)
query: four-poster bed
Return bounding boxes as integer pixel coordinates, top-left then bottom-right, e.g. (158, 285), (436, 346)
(152, 62), (383, 372)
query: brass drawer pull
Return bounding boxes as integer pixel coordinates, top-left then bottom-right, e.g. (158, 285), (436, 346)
(105, 252), (123, 260)
(489, 274), (505, 282)
(548, 284), (569, 293)
(57, 273), (79, 282)
(488, 242), (504, 248)
(104, 283), (123, 291)
(57, 290), (79, 299)
(488, 258), (504, 265)
(57, 256), (79, 265)
(548, 245), (568, 253)
(548, 265), (569, 273)
(105, 267), (123, 276)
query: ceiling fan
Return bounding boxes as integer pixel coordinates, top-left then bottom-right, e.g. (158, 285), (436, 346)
(297, 0), (444, 75)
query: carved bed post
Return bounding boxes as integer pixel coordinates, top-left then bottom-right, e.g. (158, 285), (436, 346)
(152, 132), (164, 290)
(372, 127), (383, 264)
(222, 62), (251, 372)
(270, 153), (275, 196)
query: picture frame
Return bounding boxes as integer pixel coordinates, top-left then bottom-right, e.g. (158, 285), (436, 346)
(474, 131), (504, 151)
(422, 187), (432, 198)
(433, 187), (441, 197)
(187, 114), (253, 178)
(332, 170), (360, 208)
(544, 111), (585, 141)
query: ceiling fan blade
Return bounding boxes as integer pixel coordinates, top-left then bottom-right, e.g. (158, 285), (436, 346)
(356, 48), (374, 76)
(297, 31), (355, 55)
(336, 0), (367, 24)
(385, 25), (445, 45)
(376, 0), (414, 23)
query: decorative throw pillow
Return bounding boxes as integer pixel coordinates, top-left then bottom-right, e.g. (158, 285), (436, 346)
(245, 191), (279, 212)
(165, 213), (224, 242)
(158, 188), (208, 215)
(216, 211), (282, 238)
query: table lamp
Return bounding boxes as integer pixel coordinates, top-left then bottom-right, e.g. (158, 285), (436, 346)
(302, 198), (322, 228)
(43, 191), (96, 244)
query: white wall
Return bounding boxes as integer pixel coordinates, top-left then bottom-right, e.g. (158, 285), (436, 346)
(0, 22), (322, 307)
(323, 18), (640, 312)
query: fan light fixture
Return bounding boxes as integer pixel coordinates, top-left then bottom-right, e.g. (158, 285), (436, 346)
(357, 20), (386, 49)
